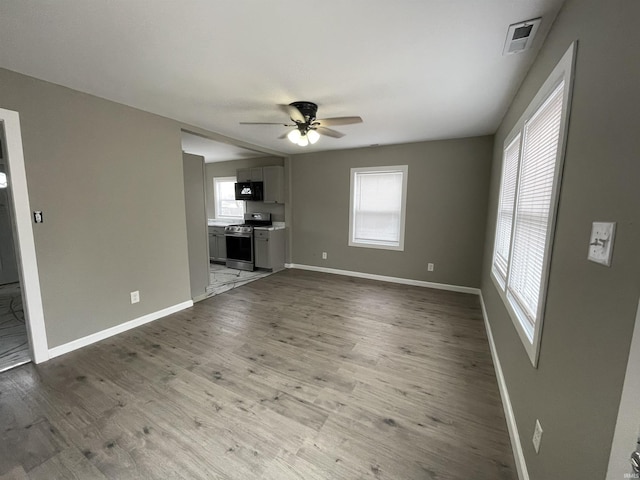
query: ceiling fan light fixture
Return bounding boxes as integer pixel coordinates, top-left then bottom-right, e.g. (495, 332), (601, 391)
(241, 101), (361, 146)
(287, 129), (301, 144)
(307, 129), (320, 144)
(297, 134), (309, 147)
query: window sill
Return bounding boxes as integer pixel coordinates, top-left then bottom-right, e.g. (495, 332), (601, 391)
(208, 218), (242, 226)
(490, 271), (540, 367)
(349, 240), (404, 251)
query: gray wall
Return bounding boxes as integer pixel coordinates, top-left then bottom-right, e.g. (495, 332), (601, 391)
(290, 137), (493, 288)
(480, 1), (640, 478)
(0, 67), (192, 348)
(182, 153), (209, 301)
(204, 156), (286, 222)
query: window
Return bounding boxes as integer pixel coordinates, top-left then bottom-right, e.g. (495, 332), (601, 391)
(349, 165), (408, 251)
(491, 42), (575, 366)
(213, 176), (244, 219)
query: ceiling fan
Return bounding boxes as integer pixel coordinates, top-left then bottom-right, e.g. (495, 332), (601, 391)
(240, 101), (363, 146)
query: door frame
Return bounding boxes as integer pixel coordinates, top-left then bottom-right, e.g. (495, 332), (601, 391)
(1, 108), (48, 363)
(607, 297), (640, 479)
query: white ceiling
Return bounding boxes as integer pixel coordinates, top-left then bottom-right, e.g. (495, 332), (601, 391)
(0, 0), (565, 155)
(181, 131), (267, 163)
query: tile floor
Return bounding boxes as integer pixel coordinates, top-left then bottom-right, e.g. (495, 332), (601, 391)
(205, 262), (272, 297)
(0, 282), (30, 372)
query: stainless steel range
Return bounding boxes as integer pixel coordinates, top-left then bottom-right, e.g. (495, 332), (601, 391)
(224, 213), (272, 271)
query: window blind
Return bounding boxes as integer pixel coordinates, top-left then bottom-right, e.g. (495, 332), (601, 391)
(214, 177), (244, 218)
(507, 80), (565, 326)
(353, 170), (403, 245)
(493, 135), (521, 284)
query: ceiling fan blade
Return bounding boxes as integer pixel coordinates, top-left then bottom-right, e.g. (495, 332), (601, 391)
(240, 122), (293, 125)
(316, 127), (345, 138)
(279, 104), (306, 124)
(314, 116), (363, 127)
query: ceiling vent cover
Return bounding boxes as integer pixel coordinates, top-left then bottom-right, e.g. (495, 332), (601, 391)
(503, 18), (541, 55)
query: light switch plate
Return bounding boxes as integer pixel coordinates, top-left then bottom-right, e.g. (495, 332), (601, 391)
(532, 419), (543, 454)
(588, 222), (616, 266)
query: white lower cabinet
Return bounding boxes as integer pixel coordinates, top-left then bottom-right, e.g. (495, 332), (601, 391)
(254, 229), (285, 271)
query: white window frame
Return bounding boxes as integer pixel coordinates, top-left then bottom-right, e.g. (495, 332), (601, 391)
(348, 165), (408, 251)
(213, 176), (244, 220)
(491, 42), (576, 367)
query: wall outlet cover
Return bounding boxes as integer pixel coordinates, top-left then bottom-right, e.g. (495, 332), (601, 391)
(588, 222), (616, 266)
(533, 419), (543, 454)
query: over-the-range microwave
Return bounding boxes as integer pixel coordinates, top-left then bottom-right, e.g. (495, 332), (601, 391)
(234, 181), (263, 201)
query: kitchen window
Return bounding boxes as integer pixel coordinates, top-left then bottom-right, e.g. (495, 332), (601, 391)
(213, 176), (244, 219)
(491, 42), (575, 367)
(349, 165), (408, 251)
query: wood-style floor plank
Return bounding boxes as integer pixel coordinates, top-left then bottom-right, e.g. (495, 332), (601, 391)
(0, 269), (515, 479)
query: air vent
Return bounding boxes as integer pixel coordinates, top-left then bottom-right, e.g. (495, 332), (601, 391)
(503, 18), (541, 55)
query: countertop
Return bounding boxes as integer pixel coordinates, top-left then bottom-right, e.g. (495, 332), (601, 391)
(208, 220), (286, 231)
(254, 223), (286, 231)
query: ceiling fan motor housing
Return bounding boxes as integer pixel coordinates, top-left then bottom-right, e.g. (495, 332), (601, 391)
(290, 101), (318, 123)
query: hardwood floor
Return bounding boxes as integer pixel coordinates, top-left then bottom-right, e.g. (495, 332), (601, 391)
(0, 269), (515, 479)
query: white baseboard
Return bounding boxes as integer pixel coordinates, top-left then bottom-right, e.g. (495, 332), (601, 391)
(479, 292), (529, 480)
(48, 300), (194, 359)
(285, 263), (480, 295)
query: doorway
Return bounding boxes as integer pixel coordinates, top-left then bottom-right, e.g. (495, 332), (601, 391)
(0, 108), (48, 366)
(606, 297), (640, 479)
(0, 131), (29, 371)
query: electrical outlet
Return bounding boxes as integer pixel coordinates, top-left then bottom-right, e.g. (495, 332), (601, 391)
(130, 291), (140, 304)
(322, 252), (327, 260)
(532, 419), (543, 453)
(428, 263), (434, 272)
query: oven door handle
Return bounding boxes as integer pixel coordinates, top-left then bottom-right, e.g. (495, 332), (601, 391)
(224, 233), (252, 238)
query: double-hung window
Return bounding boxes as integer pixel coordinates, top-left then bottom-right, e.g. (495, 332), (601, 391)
(349, 165), (408, 251)
(491, 42), (576, 366)
(213, 176), (244, 219)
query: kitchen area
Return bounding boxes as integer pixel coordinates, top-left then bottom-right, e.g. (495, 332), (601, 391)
(182, 131), (288, 300)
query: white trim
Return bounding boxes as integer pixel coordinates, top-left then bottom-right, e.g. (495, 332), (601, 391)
(479, 292), (530, 480)
(490, 41), (577, 368)
(48, 300), (193, 359)
(606, 297), (640, 479)
(348, 165), (408, 252)
(285, 263), (480, 295)
(213, 175), (244, 220)
(0, 108), (49, 363)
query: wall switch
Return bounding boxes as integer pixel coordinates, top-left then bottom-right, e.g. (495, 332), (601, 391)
(587, 221), (616, 266)
(322, 252), (327, 260)
(532, 419), (543, 453)
(33, 211), (43, 223)
(130, 291), (140, 304)
(428, 263), (434, 272)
